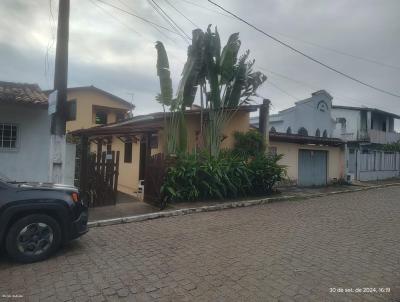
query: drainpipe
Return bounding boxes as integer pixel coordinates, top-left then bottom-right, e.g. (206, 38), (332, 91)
(259, 99), (271, 146)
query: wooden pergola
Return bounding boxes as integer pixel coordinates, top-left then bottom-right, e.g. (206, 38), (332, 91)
(70, 118), (163, 199)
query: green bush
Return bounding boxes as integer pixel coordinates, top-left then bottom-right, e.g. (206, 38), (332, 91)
(161, 151), (286, 202)
(247, 153), (285, 195)
(161, 152), (252, 202)
(233, 130), (266, 158)
(382, 140), (400, 152)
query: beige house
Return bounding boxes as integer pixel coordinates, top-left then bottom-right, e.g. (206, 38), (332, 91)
(62, 86), (134, 132)
(73, 106), (258, 196)
(268, 132), (345, 186)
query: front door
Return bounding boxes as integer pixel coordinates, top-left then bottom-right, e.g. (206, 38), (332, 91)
(298, 149), (328, 186)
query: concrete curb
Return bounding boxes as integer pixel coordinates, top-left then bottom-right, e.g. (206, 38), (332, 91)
(88, 182), (400, 228)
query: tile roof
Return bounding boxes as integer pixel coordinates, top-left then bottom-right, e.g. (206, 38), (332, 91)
(0, 81), (48, 106)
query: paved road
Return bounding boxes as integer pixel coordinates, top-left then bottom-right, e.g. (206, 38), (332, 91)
(1, 187), (400, 302)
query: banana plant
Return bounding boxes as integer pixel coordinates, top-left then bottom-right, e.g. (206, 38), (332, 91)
(155, 26), (267, 156)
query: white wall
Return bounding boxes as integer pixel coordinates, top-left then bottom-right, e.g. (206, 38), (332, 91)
(269, 91), (335, 137)
(0, 104), (51, 182)
(331, 108), (360, 140)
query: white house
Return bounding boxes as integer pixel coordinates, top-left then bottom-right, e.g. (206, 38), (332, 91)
(331, 105), (400, 145)
(0, 81), (75, 184)
(250, 91), (346, 186)
(331, 105), (400, 181)
(251, 90), (337, 138)
(251, 90), (400, 182)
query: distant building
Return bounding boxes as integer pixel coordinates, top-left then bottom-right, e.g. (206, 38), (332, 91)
(331, 105), (400, 145)
(251, 90), (336, 138)
(251, 90), (400, 182)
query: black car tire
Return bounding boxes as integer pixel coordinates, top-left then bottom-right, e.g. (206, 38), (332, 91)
(5, 214), (62, 263)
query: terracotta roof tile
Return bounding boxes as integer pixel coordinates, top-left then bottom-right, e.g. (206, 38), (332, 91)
(0, 81), (48, 106)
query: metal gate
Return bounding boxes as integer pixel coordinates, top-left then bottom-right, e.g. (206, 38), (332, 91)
(298, 149), (327, 186)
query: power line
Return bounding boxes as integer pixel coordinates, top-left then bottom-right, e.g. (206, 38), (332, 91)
(208, 0), (400, 99)
(89, 0), (186, 65)
(95, 0), (188, 39)
(267, 80), (299, 101)
(148, 0), (191, 42)
(257, 66), (398, 112)
(277, 35), (400, 71)
(179, 0), (400, 71)
(176, 0), (234, 19)
(90, 0), (143, 37)
(163, 0), (199, 28)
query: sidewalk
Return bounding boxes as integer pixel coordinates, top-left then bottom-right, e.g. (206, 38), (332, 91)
(88, 178), (400, 225)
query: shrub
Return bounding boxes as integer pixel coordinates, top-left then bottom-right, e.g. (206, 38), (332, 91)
(382, 140), (400, 152)
(161, 151), (286, 202)
(233, 130), (266, 158)
(161, 152), (252, 202)
(247, 153), (286, 195)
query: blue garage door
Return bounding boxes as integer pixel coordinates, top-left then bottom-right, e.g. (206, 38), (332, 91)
(298, 149), (327, 186)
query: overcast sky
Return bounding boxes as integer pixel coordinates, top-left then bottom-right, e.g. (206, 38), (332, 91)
(1, 0), (399, 120)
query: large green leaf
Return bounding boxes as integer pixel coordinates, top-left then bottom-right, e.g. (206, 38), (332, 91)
(155, 41), (173, 107)
(220, 33), (241, 84)
(176, 29), (206, 108)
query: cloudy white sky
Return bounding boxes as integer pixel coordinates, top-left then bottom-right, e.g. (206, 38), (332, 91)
(1, 0), (399, 119)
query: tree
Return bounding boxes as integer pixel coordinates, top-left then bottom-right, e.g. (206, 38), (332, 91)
(155, 26), (267, 156)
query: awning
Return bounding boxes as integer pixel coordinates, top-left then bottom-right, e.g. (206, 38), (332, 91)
(270, 132), (345, 147)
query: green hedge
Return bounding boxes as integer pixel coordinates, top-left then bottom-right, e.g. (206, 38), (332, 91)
(161, 151), (286, 202)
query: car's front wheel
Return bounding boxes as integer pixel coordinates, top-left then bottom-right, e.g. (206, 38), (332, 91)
(5, 214), (62, 263)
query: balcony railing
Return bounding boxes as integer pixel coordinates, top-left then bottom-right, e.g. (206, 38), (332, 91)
(339, 130), (400, 144)
(368, 129), (400, 144)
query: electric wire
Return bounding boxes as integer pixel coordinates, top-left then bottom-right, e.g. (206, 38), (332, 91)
(208, 0), (400, 99)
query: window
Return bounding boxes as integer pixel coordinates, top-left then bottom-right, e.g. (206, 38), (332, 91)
(0, 123), (17, 149)
(298, 127), (308, 136)
(124, 142), (132, 163)
(322, 130), (328, 138)
(150, 134), (158, 149)
(315, 129), (321, 137)
(286, 127), (292, 134)
(95, 111), (108, 124)
(67, 99), (77, 121)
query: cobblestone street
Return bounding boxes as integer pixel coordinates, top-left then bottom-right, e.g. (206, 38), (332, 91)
(1, 186), (400, 302)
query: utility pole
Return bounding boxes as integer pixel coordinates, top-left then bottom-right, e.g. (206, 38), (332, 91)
(49, 0), (70, 183)
(259, 99), (271, 146)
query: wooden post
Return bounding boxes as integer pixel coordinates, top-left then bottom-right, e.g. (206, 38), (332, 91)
(145, 132), (152, 179)
(259, 99), (271, 146)
(79, 135), (88, 196)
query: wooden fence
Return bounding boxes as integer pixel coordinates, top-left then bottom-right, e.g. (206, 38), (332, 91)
(86, 151), (120, 207)
(144, 153), (173, 208)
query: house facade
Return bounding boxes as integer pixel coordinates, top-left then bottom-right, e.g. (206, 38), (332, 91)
(255, 90), (336, 138)
(73, 106), (257, 196)
(331, 106), (400, 180)
(268, 133), (345, 186)
(251, 90), (400, 183)
(61, 86), (134, 133)
(0, 81), (74, 184)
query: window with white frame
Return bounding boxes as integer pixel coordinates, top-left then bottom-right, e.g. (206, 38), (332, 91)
(0, 123), (18, 149)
